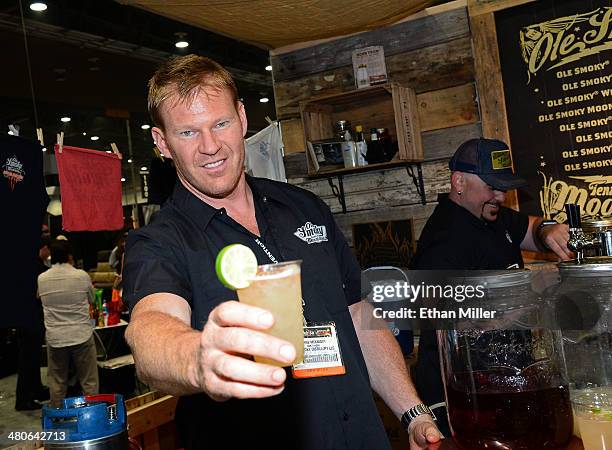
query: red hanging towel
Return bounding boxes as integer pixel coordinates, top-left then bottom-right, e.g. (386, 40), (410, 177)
(55, 145), (123, 231)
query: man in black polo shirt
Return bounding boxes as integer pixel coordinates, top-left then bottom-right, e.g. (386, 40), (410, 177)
(411, 137), (571, 436)
(123, 54), (441, 450)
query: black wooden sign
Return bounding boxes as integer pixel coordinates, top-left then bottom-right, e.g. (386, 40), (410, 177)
(496, 0), (612, 221)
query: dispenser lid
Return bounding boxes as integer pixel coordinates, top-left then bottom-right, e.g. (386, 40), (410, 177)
(559, 256), (612, 277)
(581, 218), (612, 232)
(459, 269), (533, 288)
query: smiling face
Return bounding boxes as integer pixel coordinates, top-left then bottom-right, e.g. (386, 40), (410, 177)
(453, 172), (506, 222)
(151, 86), (248, 201)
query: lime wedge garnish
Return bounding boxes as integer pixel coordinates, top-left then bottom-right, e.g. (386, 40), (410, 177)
(215, 244), (258, 290)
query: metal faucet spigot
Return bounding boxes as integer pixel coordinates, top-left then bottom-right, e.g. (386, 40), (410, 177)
(565, 204), (601, 263)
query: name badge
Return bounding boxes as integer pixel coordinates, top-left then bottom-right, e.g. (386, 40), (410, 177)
(292, 322), (346, 379)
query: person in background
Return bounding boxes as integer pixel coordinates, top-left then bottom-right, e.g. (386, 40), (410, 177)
(410, 137), (571, 436)
(14, 234), (51, 410)
(123, 54), (441, 450)
(109, 231), (128, 273)
(38, 239), (99, 407)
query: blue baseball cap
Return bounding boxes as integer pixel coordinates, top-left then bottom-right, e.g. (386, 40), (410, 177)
(449, 138), (528, 191)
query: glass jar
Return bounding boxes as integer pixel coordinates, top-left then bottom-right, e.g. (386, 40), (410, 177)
(553, 257), (612, 390)
(438, 270), (573, 449)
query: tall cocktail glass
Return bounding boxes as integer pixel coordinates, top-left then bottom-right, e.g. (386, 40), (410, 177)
(237, 260), (304, 366)
(572, 387), (612, 450)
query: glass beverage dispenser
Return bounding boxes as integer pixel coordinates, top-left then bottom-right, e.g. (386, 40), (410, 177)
(438, 271), (573, 449)
(554, 257), (612, 450)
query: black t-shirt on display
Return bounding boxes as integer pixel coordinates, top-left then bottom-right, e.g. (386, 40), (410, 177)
(0, 135), (49, 328)
(410, 193), (529, 435)
(123, 175), (390, 450)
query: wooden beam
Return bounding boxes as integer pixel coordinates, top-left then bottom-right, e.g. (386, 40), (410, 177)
(273, 36), (475, 119)
(280, 119), (306, 154)
(418, 83), (478, 132)
(467, 0), (536, 17)
(270, 1), (468, 56)
(470, 12), (519, 209)
(271, 7), (469, 82)
(421, 122), (482, 161)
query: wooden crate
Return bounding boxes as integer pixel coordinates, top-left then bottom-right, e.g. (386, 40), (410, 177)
(300, 83), (423, 174)
(127, 391), (179, 450)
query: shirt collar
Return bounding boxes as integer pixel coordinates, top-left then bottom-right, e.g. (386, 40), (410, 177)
(168, 174), (295, 230)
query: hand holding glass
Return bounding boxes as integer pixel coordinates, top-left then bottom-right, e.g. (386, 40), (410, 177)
(237, 260), (304, 366)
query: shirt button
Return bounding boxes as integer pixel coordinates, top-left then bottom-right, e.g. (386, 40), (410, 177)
(343, 412), (349, 421)
(262, 196), (268, 202)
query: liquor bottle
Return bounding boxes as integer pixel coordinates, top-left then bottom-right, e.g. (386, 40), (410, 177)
(367, 128), (383, 163)
(378, 127), (399, 160)
(354, 125), (368, 166)
(341, 130), (357, 168)
(376, 128), (390, 161)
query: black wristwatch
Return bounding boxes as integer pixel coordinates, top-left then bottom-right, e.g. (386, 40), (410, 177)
(400, 404), (437, 431)
(538, 220), (558, 232)
(536, 220), (558, 250)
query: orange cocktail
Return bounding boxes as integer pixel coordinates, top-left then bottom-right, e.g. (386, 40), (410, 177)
(237, 260), (304, 366)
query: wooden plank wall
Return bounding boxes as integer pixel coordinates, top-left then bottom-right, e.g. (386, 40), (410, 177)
(271, 0), (482, 242)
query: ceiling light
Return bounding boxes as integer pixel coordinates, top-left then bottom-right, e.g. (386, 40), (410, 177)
(82, 132), (87, 136)
(265, 65), (272, 71)
(90, 136), (99, 141)
(127, 158), (133, 163)
(60, 116), (71, 123)
(140, 166), (148, 171)
(175, 32), (189, 48)
(29, 2), (47, 11)
(121, 177), (126, 182)
(259, 97), (269, 103)
(141, 124), (150, 130)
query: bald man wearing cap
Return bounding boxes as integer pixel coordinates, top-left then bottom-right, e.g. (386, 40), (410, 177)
(410, 137), (571, 436)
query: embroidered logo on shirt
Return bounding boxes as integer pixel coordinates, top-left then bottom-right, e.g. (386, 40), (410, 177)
(294, 222), (328, 244)
(505, 230), (513, 243)
(2, 155), (25, 191)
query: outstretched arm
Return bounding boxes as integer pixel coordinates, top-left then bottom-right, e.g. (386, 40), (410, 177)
(125, 293), (296, 400)
(349, 300), (442, 449)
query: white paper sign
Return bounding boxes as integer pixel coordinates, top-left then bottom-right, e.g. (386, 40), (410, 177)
(352, 46), (388, 88)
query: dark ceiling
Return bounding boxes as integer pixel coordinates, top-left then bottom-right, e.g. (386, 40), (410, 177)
(1, 0), (275, 183)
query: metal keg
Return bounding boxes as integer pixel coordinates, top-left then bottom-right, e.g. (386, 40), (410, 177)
(42, 394), (128, 450)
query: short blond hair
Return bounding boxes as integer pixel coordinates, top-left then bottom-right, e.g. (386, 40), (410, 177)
(148, 54), (239, 128)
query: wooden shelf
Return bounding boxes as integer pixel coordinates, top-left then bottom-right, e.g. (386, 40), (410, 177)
(308, 160), (421, 179)
(308, 160), (426, 213)
(300, 83), (423, 174)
